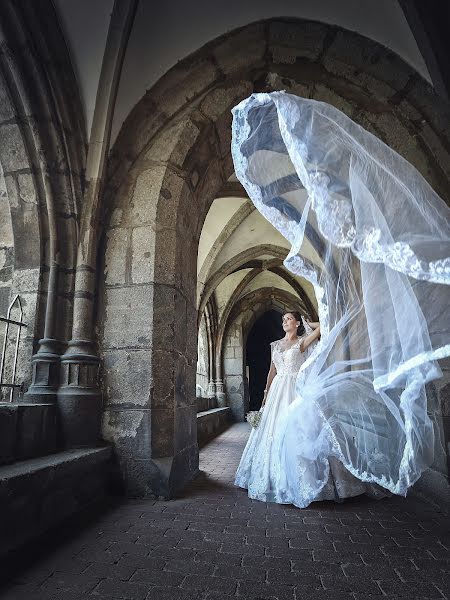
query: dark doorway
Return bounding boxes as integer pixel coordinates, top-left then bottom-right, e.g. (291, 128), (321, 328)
(246, 310), (283, 411)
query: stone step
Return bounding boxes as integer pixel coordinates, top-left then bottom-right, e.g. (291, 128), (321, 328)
(196, 396), (218, 413)
(0, 445), (112, 556)
(0, 402), (58, 465)
(197, 406), (231, 447)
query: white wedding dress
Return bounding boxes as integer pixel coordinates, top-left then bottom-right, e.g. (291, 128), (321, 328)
(235, 336), (389, 508)
(231, 92), (450, 506)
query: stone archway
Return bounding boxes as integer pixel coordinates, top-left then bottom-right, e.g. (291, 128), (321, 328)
(98, 18), (450, 497)
(222, 287), (303, 420)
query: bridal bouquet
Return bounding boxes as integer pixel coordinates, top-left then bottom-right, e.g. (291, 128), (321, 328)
(246, 410), (263, 429)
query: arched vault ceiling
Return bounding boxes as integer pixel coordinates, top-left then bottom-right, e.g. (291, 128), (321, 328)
(53, 0), (430, 141)
(215, 269), (253, 318)
(198, 197), (249, 275)
(237, 270), (298, 301)
(212, 265), (317, 325)
(208, 206), (322, 277)
(211, 211), (290, 274)
(198, 188), (320, 320)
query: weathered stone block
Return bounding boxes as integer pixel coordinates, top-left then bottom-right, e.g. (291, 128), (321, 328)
(17, 173), (37, 205)
(213, 23), (266, 76)
(323, 30), (412, 93)
(167, 443), (199, 494)
(150, 407), (175, 457)
(102, 407), (149, 450)
(265, 72), (312, 99)
(131, 227), (154, 284)
(117, 455), (165, 498)
(153, 231), (177, 287)
(403, 80), (450, 141)
(0, 193), (13, 248)
(6, 177), (40, 269)
(0, 77), (14, 123)
(268, 20), (328, 62)
(200, 82), (253, 121)
(0, 404), (17, 464)
(151, 284), (178, 352)
(312, 84), (356, 119)
(418, 124), (450, 181)
(359, 112), (430, 180)
(224, 346), (235, 359)
(150, 349), (175, 411)
(10, 267), (40, 293)
(0, 125), (29, 172)
(149, 57), (218, 118)
(225, 375), (245, 421)
(175, 405), (197, 452)
(102, 349), (153, 408)
(128, 166), (164, 226)
(103, 285), (153, 349)
(175, 355), (191, 409)
(104, 228), (129, 286)
(14, 403), (58, 460)
(224, 358), (243, 377)
(146, 116), (201, 167)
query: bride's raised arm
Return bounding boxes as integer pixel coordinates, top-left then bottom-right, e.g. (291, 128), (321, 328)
(300, 324), (320, 353)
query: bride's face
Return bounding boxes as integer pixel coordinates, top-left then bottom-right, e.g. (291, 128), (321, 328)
(282, 313), (299, 333)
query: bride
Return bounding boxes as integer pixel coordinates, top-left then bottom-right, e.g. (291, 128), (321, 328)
(235, 311), (388, 507)
(231, 92), (450, 509)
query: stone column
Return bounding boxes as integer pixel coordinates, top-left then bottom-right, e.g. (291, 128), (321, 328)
(207, 380), (216, 399)
(57, 1), (138, 447)
(22, 181), (62, 406)
(215, 378), (226, 408)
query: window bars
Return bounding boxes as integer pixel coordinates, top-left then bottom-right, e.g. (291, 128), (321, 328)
(0, 295), (27, 402)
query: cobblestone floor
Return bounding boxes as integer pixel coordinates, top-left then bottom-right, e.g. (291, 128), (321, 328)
(1, 423), (449, 600)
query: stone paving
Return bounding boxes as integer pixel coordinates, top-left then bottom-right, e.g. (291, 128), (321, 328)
(0, 422), (449, 600)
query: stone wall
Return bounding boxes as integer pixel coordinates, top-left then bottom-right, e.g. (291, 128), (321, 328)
(0, 113), (40, 398)
(196, 314), (209, 396)
(224, 322), (246, 422)
(0, 167), (13, 317)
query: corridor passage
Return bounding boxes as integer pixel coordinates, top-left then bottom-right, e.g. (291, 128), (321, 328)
(1, 423), (449, 600)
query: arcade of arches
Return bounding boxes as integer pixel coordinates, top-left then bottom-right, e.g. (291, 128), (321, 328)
(0, 0), (449, 557)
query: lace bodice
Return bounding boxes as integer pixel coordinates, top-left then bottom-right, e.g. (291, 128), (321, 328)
(270, 337), (307, 376)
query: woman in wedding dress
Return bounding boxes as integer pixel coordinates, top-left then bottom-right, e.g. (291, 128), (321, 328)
(235, 311), (388, 507)
(231, 92), (449, 510)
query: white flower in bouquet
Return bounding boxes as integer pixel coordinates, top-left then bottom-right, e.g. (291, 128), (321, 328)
(246, 410), (263, 429)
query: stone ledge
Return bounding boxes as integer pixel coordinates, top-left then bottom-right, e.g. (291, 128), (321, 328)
(197, 407), (231, 447)
(196, 396), (217, 413)
(0, 402), (58, 464)
(0, 445), (113, 556)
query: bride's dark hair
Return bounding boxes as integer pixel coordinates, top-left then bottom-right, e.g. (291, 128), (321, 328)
(284, 310), (305, 334)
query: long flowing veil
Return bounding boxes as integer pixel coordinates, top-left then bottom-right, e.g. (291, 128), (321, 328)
(231, 92), (450, 500)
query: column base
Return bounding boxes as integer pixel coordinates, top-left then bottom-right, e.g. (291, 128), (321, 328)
(58, 339), (102, 448)
(23, 338), (63, 404)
